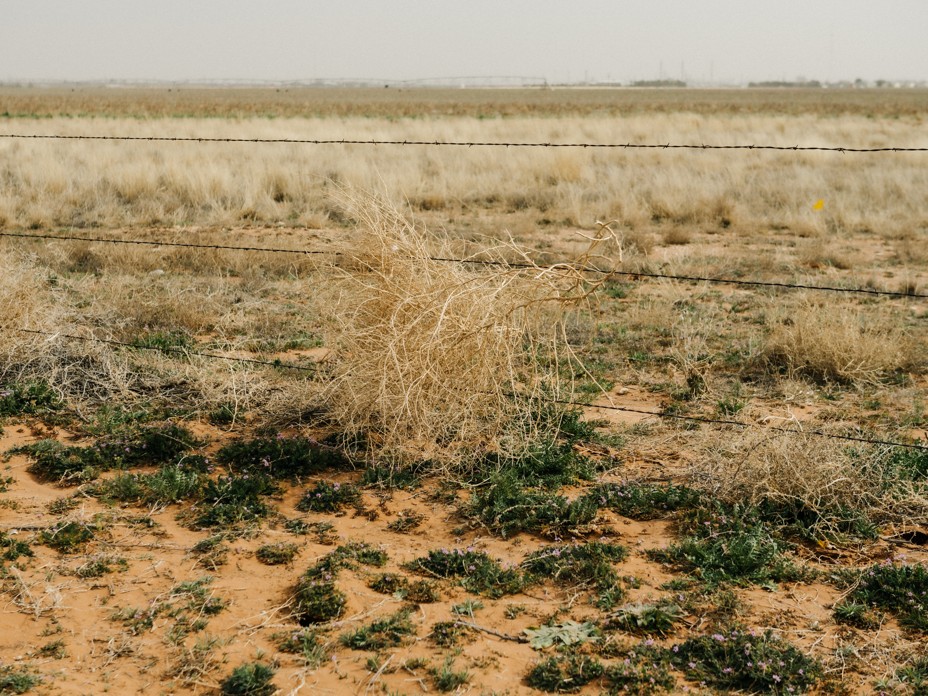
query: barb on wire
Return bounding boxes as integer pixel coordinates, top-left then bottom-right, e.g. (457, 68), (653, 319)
(572, 399), (928, 451)
(3, 229), (925, 299)
(18, 328), (319, 373)
(1, 132), (927, 152)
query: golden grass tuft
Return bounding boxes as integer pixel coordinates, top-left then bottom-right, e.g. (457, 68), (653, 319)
(320, 195), (609, 467)
(692, 429), (928, 536)
(760, 302), (917, 385)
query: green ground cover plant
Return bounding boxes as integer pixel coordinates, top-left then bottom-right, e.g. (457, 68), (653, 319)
(340, 609), (416, 650)
(0, 381), (61, 418)
(648, 503), (805, 586)
(669, 628), (822, 694)
(526, 653), (605, 693)
(293, 542), (388, 625)
(219, 661), (276, 696)
(405, 547), (523, 598)
(216, 435), (348, 479)
(835, 560), (928, 632)
(295, 480), (361, 513)
(13, 423), (197, 485)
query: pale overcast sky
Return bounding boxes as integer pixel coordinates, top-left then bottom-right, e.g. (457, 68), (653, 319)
(1, 1), (925, 84)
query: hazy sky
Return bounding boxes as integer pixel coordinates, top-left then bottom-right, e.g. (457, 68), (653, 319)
(2, 1), (926, 84)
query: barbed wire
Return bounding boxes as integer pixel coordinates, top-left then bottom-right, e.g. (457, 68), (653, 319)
(3, 229), (925, 299)
(17, 328), (319, 372)
(572, 400), (928, 452)
(1, 132), (927, 152)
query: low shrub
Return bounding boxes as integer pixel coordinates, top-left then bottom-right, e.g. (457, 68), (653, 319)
(405, 547), (523, 598)
(526, 653), (605, 693)
(295, 480), (361, 513)
(340, 609), (416, 650)
(220, 661), (276, 696)
(670, 628), (822, 694)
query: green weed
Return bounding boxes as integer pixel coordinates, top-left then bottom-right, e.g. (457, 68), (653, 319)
(648, 503), (804, 586)
(190, 474), (275, 528)
(405, 547), (523, 598)
(0, 380), (61, 417)
(361, 464), (421, 490)
(220, 661), (276, 696)
(430, 657), (471, 692)
(255, 542), (299, 565)
(386, 509), (425, 533)
(468, 472), (599, 538)
(522, 541), (628, 593)
(430, 621), (475, 647)
(602, 601), (683, 636)
(602, 642), (676, 695)
(276, 628), (328, 667)
(837, 561), (928, 632)
(1, 531), (33, 564)
(216, 435), (347, 479)
(670, 628), (822, 694)
(526, 653), (604, 693)
(40, 521), (95, 554)
(0, 665), (40, 694)
(341, 609), (416, 650)
(583, 482), (701, 520)
(295, 480), (361, 513)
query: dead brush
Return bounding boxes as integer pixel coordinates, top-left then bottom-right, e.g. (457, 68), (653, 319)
(690, 427), (928, 539)
(321, 194), (619, 469)
(760, 301), (917, 386)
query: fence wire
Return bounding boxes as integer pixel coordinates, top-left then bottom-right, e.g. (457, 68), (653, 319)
(2, 132), (927, 152)
(3, 230), (925, 299)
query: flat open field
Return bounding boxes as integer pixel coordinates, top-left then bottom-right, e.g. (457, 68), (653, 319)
(1, 87), (927, 695)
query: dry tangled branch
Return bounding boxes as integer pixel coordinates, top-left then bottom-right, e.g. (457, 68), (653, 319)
(320, 194), (619, 467)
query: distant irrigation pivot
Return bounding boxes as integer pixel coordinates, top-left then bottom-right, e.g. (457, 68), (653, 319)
(1, 132), (927, 153)
(2, 230), (926, 300)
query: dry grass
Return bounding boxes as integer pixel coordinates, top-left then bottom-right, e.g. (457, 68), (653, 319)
(691, 428), (928, 536)
(760, 302), (918, 386)
(319, 194), (613, 466)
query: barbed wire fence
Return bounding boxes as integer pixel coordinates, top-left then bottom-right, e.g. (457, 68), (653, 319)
(2, 132), (927, 152)
(2, 129), (926, 452)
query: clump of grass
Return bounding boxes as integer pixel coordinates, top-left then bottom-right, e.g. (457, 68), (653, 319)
(215, 435), (347, 479)
(293, 542), (387, 625)
(669, 628), (822, 694)
(93, 463), (205, 506)
(340, 608), (416, 650)
(468, 473), (600, 538)
(583, 482), (702, 520)
(405, 547), (523, 598)
(526, 653), (605, 693)
(73, 554), (128, 578)
(760, 303), (917, 385)
(835, 561), (928, 632)
(219, 661), (276, 696)
(295, 480), (361, 513)
(693, 432), (928, 542)
(602, 642), (676, 695)
(386, 509), (426, 533)
(1, 531), (33, 565)
(14, 422), (198, 485)
(430, 657), (471, 692)
(190, 534), (229, 569)
(368, 573), (440, 603)
(255, 542), (299, 565)
(276, 629), (328, 667)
